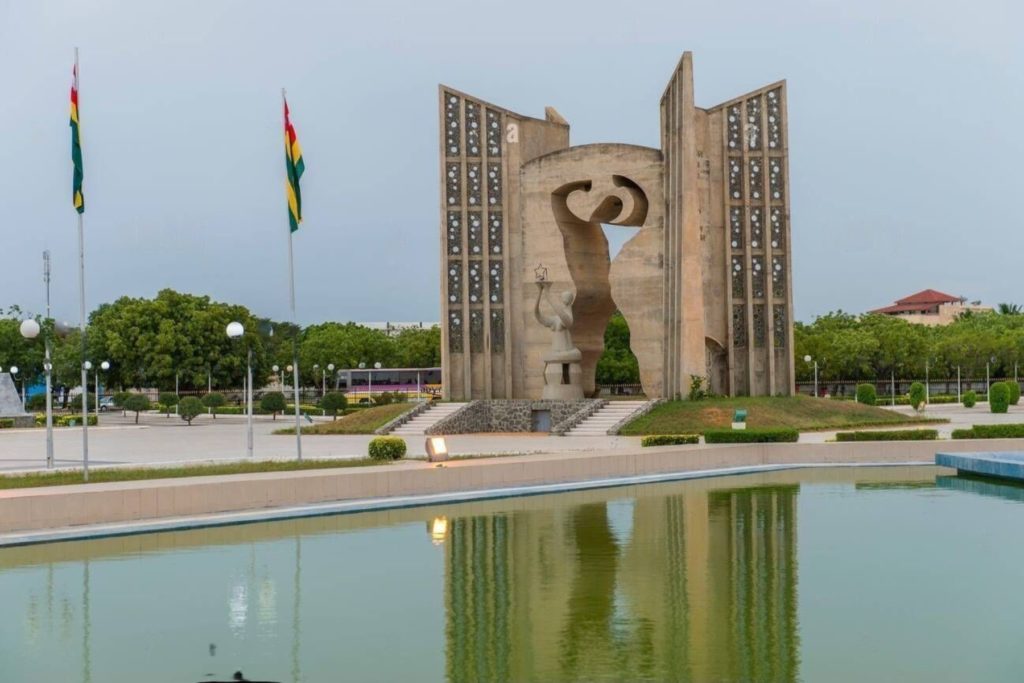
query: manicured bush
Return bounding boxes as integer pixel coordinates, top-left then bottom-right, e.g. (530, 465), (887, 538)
(951, 424), (1024, 439)
(25, 394), (47, 411)
(1008, 382), (1021, 406)
(158, 392), (179, 417)
(123, 394), (151, 424)
(0, 418), (14, 429)
(704, 428), (799, 443)
(856, 384), (876, 406)
(963, 390), (977, 408)
(835, 429), (938, 442)
(260, 391), (287, 419)
(641, 434), (700, 447)
(368, 436), (407, 461)
(201, 392), (226, 418)
(178, 396), (204, 425)
(320, 392), (348, 420)
(909, 382), (926, 411)
(989, 382), (1010, 414)
(373, 392), (395, 406)
(55, 414), (98, 427)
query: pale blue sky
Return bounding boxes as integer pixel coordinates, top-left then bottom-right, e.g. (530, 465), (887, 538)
(1, 0), (1021, 325)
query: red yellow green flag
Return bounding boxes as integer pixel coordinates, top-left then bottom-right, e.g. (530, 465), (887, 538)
(70, 61), (84, 214)
(284, 98), (305, 232)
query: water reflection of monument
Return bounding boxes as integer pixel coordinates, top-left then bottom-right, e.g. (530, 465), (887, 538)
(443, 484), (799, 681)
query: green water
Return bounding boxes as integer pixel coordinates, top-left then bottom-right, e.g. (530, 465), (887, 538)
(1, 467), (1023, 682)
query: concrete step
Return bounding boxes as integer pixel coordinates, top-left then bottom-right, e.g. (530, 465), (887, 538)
(565, 400), (653, 436)
(390, 403), (469, 435)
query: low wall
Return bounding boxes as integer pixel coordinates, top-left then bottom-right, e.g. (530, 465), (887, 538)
(426, 399), (599, 434)
(3, 437), (1018, 539)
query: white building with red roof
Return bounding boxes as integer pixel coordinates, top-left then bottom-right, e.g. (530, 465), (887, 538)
(870, 289), (991, 325)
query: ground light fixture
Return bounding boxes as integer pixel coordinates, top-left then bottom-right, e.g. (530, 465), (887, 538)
(425, 436), (449, 463)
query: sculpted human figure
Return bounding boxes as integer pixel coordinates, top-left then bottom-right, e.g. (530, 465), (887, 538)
(534, 281), (583, 364)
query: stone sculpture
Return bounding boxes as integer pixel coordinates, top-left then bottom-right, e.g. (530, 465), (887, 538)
(533, 275), (583, 400)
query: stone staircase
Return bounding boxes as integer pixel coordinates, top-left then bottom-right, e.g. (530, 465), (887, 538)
(565, 400), (649, 436)
(390, 402), (469, 436)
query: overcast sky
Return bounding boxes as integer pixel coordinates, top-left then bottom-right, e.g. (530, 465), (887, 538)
(1, 0), (1021, 326)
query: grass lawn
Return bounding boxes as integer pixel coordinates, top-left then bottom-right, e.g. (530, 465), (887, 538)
(0, 458), (384, 490)
(619, 395), (945, 435)
(274, 403), (413, 435)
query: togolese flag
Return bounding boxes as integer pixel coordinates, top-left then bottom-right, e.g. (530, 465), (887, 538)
(284, 97), (304, 232)
(70, 60), (84, 214)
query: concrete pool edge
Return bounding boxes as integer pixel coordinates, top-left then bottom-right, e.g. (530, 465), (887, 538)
(4, 436), (1008, 547)
(0, 460), (942, 547)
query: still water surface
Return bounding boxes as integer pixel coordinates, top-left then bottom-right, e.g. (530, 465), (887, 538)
(1, 467), (1022, 682)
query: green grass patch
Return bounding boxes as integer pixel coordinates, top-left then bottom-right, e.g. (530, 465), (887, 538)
(951, 424), (1024, 439)
(835, 429), (939, 441)
(274, 403), (413, 435)
(0, 458), (384, 490)
(620, 395), (943, 436)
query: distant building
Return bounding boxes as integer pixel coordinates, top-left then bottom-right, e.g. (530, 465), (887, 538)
(359, 321), (439, 337)
(871, 289), (991, 326)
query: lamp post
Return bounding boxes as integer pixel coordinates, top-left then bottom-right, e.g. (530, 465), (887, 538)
(803, 355), (818, 398)
(273, 364), (282, 388)
(326, 363), (334, 397)
(891, 369), (896, 407)
(94, 361), (109, 421)
(987, 356), (996, 401)
(9, 366), (22, 410)
(957, 365), (961, 404)
(19, 318), (41, 411)
(227, 322), (253, 458)
(924, 359), (930, 405)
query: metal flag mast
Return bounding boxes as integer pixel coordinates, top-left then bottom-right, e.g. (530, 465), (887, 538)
(283, 87), (302, 461)
(75, 47), (90, 481)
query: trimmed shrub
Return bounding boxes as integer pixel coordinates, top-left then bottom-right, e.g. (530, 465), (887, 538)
(123, 394), (151, 424)
(641, 434), (700, 447)
(909, 382), (926, 411)
(56, 414), (98, 427)
(368, 436), (407, 461)
(201, 392), (226, 418)
(963, 390), (977, 408)
(990, 382), (1010, 414)
(0, 418), (14, 429)
(178, 396), (204, 425)
(113, 391), (132, 415)
(856, 384), (876, 406)
(1008, 382), (1021, 406)
(704, 428), (799, 443)
(26, 394), (47, 411)
(835, 429), (938, 442)
(158, 392), (179, 417)
(260, 391), (287, 419)
(320, 392), (348, 420)
(951, 424), (1024, 439)
(373, 392), (395, 406)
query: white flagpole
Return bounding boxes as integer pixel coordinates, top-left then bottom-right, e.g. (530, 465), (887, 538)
(75, 47), (90, 481)
(284, 88), (302, 461)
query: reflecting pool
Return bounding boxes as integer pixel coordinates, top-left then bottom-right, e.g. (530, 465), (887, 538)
(2, 467), (1023, 682)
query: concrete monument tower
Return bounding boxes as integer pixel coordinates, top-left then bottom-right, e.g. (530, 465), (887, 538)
(439, 52), (794, 400)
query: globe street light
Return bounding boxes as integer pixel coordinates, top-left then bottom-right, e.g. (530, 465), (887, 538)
(94, 360), (110, 421)
(22, 317), (60, 468)
(273, 364), (282, 387)
(327, 363), (335, 393)
(19, 319), (40, 413)
(9, 366), (22, 410)
(226, 321), (253, 458)
(803, 355), (818, 398)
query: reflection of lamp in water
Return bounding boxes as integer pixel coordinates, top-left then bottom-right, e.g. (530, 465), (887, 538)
(425, 436), (448, 462)
(429, 516), (449, 545)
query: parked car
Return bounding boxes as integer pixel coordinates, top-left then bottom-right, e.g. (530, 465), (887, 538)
(98, 396), (116, 412)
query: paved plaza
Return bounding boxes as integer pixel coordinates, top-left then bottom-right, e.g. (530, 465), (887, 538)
(0, 402), (1020, 473)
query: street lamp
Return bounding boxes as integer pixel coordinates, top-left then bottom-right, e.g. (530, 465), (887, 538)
(803, 355), (818, 398)
(9, 366), (22, 409)
(226, 321), (253, 458)
(94, 361), (110, 421)
(273, 364), (282, 387)
(326, 363), (335, 397)
(18, 319), (40, 413)
(987, 355), (997, 401)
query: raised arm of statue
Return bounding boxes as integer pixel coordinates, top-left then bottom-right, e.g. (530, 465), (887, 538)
(534, 282), (559, 330)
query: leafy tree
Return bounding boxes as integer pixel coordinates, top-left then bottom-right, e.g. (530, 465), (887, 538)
(998, 303), (1022, 315)
(909, 382), (926, 411)
(393, 326), (442, 368)
(123, 394), (151, 424)
(260, 391), (287, 419)
(320, 392), (348, 420)
(178, 396), (204, 425)
(300, 322), (397, 386)
(595, 312), (640, 385)
(201, 392), (226, 418)
(158, 392), (179, 417)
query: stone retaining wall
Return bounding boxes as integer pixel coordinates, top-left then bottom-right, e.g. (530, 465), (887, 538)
(426, 399), (599, 434)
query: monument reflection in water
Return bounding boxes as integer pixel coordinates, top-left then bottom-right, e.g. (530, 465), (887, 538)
(444, 484), (797, 682)
(6, 467), (1023, 681)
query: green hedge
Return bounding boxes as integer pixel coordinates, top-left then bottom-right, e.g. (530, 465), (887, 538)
(704, 428), (799, 444)
(835, 429), (938, 442)
(856, 384), (876, 406)
(55, 414), (98, 427)
(641, 434), (700, 447)
(963, 390), (977, 408)
(990, 382), (1010, 413)
(368, 436), (407, 461)
(951, 424), (1024, 439)
(0, 418), (13, 429)
(1008, 382), (1021, 406)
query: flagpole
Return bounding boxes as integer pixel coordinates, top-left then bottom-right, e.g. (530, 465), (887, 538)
(284, 87), (302, 461)
(75, 47), (90, 481)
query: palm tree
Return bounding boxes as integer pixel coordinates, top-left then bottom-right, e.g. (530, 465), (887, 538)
(997, 303), (1022, 315)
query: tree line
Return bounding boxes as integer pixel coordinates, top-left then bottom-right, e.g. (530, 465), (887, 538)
(0, 289), (440, 392)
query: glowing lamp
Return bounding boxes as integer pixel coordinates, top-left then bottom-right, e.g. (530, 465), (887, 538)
(425, 436), (448, 462)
